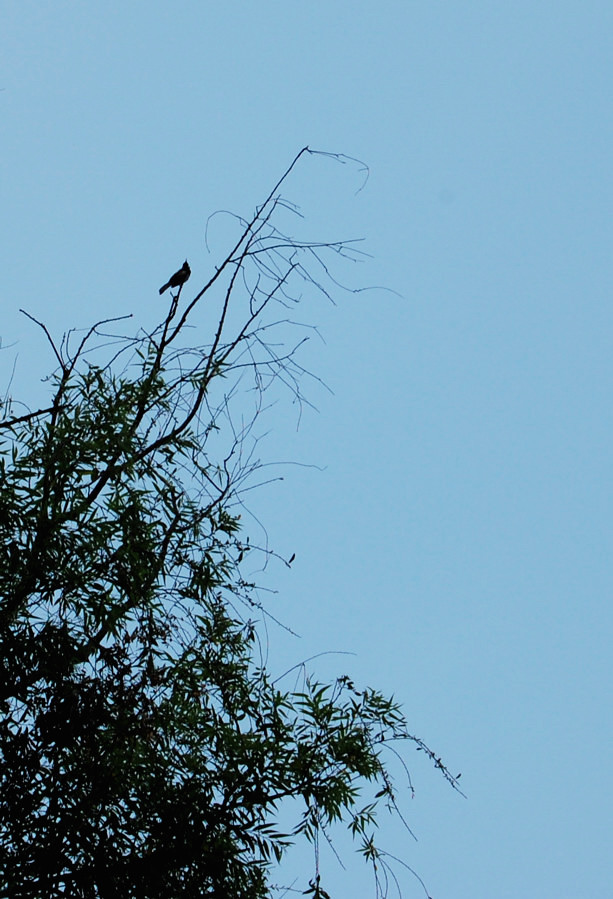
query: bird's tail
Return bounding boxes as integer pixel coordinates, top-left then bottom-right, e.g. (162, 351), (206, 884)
(159, 282), (170, 295)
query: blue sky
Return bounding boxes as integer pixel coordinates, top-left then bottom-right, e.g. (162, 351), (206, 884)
(2, 3), (613, 896)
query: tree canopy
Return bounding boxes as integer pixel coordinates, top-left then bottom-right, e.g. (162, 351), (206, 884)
(0, 148), (460, 898)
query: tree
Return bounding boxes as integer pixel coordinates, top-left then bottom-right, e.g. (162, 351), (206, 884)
(0, 148), (461, 898)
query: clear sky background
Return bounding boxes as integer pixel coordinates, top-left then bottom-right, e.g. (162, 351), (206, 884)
(2, 3), (613, 897)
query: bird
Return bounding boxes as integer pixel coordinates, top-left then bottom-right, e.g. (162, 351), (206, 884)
(159, 260), (191, 295)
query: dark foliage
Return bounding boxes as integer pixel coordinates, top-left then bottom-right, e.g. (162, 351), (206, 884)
(0, 149), (460, 898)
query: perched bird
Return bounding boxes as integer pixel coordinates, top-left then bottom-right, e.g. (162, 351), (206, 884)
(159, 260), (191, 295)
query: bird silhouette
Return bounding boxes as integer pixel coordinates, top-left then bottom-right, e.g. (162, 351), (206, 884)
(159, 260), (191, 295)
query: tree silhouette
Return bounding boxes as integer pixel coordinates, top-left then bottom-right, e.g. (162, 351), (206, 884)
(0, 148), (461, 898)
